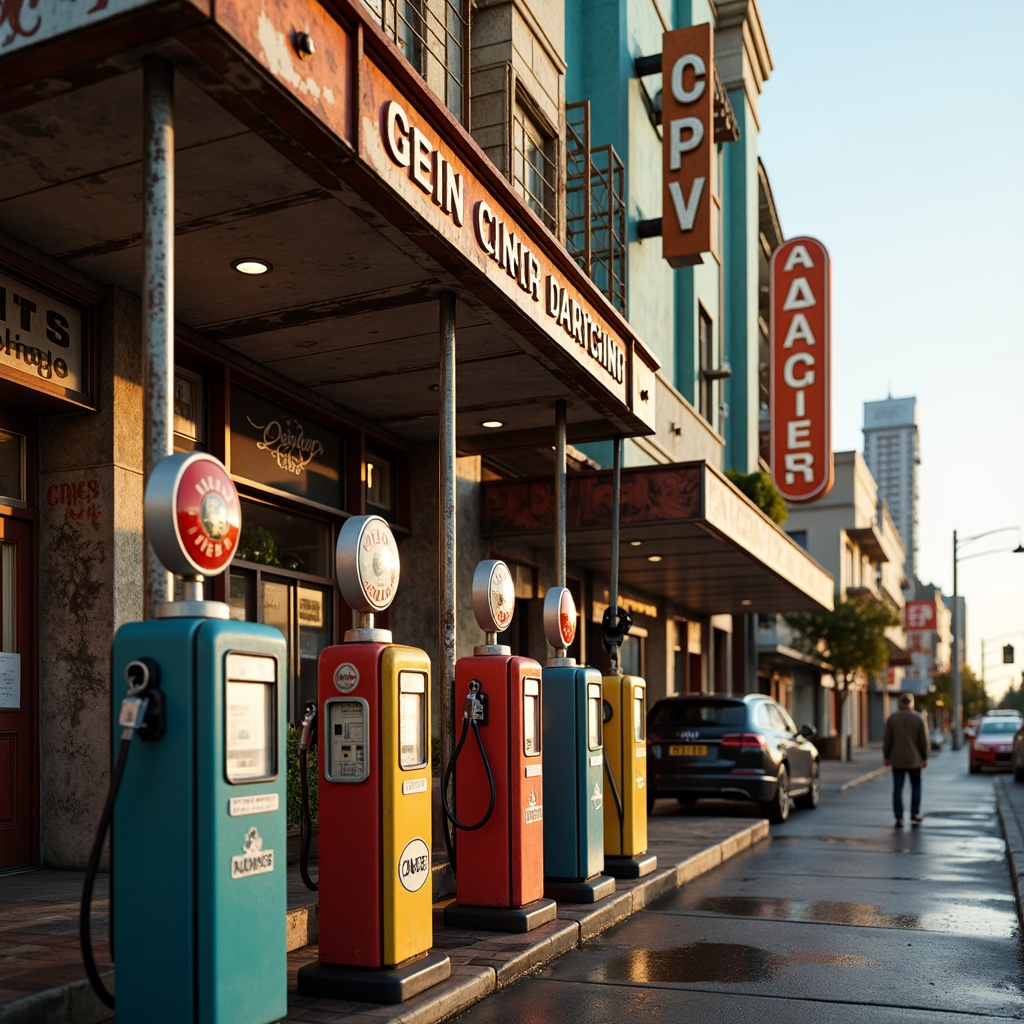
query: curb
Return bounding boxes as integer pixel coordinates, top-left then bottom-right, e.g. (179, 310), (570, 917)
(994, 777), (1024, 932)
(839, 766), (889, 793)
(2, 820), (768, 1024)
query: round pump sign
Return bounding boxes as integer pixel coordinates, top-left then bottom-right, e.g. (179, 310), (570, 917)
(472, 559), (515, 634)
(145, 453), (241, 577)
(336, 515), (400, 613)
(543, 587), (577, 650)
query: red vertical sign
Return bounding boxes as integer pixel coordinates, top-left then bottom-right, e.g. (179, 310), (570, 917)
(661, 25), (713, 267)
(769, 237), (832, 503)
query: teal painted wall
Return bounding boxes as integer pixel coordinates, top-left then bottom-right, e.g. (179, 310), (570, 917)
(569, 0), (759, 471)
(721, 89), (761, 473)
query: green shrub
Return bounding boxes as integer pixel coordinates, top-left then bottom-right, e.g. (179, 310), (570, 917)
(285, 724), (318, 828)
(725, 468), (788, 526)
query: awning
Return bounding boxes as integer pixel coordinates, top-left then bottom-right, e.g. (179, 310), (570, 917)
(481, 460), (834, 615)
(886, 636), (914, 667)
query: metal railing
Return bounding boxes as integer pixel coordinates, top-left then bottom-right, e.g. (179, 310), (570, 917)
(565, 102), (626, 315)
(512, 105), (558, 232)
(367, 0), (469, 122)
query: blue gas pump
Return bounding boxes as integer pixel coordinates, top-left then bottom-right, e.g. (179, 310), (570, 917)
(540, 587), (615, 904)
(80, 453), (288, 1024)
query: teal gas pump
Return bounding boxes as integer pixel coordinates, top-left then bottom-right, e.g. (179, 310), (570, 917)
(80, 453), (288, 1024)
(540, 587), (615, 904)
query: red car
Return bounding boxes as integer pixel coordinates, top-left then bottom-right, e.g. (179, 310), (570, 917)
(968, 714), (1020, 773)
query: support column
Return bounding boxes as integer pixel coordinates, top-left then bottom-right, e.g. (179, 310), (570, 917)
(143, 56), (175, 617)
(439, 292), (457, 799)
(555, 400), (567, 591)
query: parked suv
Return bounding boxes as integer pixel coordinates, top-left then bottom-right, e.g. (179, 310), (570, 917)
(646, 693), (820, 823)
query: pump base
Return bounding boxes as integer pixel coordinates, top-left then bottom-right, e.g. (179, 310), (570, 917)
(296, 952), (451, 1004)
(543, 873), (615, 904)
(443, 896), (557, 933)
(603, 853), (658, 879)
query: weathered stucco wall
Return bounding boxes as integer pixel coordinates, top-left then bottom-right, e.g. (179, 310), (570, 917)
(38, 287), (144, 868)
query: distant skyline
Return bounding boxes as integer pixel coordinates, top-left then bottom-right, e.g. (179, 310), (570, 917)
(757, 1), (1024, 700)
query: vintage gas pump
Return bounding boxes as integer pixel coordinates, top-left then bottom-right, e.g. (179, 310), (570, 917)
(441, 560), (556, 932)
(81, 452), (289, 1024)
(601, 605), (657, 879)
(540, 587), (615, 903)
(296, 515), (450, 1003)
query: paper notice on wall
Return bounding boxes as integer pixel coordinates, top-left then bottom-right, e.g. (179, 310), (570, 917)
(0, 652), (21, 710)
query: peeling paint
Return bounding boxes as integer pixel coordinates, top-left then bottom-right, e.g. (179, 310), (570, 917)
(256, 9), (335, 107)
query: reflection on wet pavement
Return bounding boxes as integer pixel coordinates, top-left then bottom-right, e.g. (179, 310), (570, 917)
(698, 896), (920, 929)
(601, 942), (881, 984)
(693, 895), (1016, 937)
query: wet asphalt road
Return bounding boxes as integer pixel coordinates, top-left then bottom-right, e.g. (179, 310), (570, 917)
(451, 747), (1024, 1023)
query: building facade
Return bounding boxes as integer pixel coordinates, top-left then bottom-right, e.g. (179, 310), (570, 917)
(759, 451), (909, 750)
(863, 395), (919, 586)
(0, 0), (833, 873)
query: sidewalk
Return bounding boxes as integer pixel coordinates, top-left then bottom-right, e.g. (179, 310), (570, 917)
(7, 742), (1022, 1024)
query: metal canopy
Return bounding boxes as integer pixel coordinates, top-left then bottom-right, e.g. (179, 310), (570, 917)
(0, 7), (655, 452)
(481, 461), (835, 616)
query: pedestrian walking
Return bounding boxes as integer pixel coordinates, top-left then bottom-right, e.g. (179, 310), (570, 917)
(883, 692), (929, 828)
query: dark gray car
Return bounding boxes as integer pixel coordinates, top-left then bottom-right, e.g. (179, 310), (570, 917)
(646, 693), (819, 823)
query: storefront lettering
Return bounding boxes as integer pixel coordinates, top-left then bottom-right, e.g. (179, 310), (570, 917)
(383, 100), (465, 227)
(546, 278), (625, 384)
(378, 101), (627, 391)
(247, 416), (325, 476)
(46, 478), (101, 523)
(473, 201), (542, 300)
(2, 328), (69, 379)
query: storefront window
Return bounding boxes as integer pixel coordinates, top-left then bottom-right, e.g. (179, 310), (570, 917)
(232, 501), (334, 723)
(365, 452), (395, 516)
(0, 430), (25, 505)
(229, 385), (344, 509)
(236, 499), (332, 577)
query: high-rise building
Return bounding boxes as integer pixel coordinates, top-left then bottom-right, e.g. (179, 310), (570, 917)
(863, 396), (919, 586)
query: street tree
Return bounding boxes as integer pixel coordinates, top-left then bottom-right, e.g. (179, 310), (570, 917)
(927, 666), (986, 722)
(784, 595), (900, 760)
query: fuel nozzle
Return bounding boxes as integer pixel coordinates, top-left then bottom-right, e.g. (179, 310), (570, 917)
(298, 700), (318, 751)
(463, 679), (488, 724)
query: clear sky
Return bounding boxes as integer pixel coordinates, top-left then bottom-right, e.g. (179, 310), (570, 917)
(757, 1), (1024, 701)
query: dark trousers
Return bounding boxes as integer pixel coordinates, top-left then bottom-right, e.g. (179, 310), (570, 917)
(891, 767), (922, 820)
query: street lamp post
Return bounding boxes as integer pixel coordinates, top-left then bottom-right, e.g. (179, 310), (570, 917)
(951, 527), (1024, 750)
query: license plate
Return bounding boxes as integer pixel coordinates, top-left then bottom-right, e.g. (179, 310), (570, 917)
(669, 744), (707, 757)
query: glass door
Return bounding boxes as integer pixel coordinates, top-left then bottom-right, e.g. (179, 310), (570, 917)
(0, 518), (36, 869)
(229, 567), (332, 725)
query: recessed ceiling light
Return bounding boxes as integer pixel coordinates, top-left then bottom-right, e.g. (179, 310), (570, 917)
(630, 540), (642, 547)
(232, 258), (272, 275)
(741, 599), (753, 606)
(482, 420), (503, 429)
(647, 555), (662, 563)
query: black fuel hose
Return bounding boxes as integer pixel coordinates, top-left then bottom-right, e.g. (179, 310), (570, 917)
(440, 713), (496, 876)
(298, 703), (319, 892)
(79, 736), (131, 1009)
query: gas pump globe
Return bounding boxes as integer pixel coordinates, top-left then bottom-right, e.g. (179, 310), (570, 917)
(298, 515), (450, 1003)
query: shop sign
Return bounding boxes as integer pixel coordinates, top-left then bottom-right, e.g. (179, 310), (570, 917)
(229, 386), (342, 508)
(661, 24), (714, 267)
(769, 237), (833, 503)
(0, 0), (146, 57)
(361, 67), (630, 408)
(1, 266), (88, 401)
(905, 599), (937, 631)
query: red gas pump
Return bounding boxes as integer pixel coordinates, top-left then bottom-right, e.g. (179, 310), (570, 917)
(441, 560), (556, 932)
(296, 516), (450, 1004)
